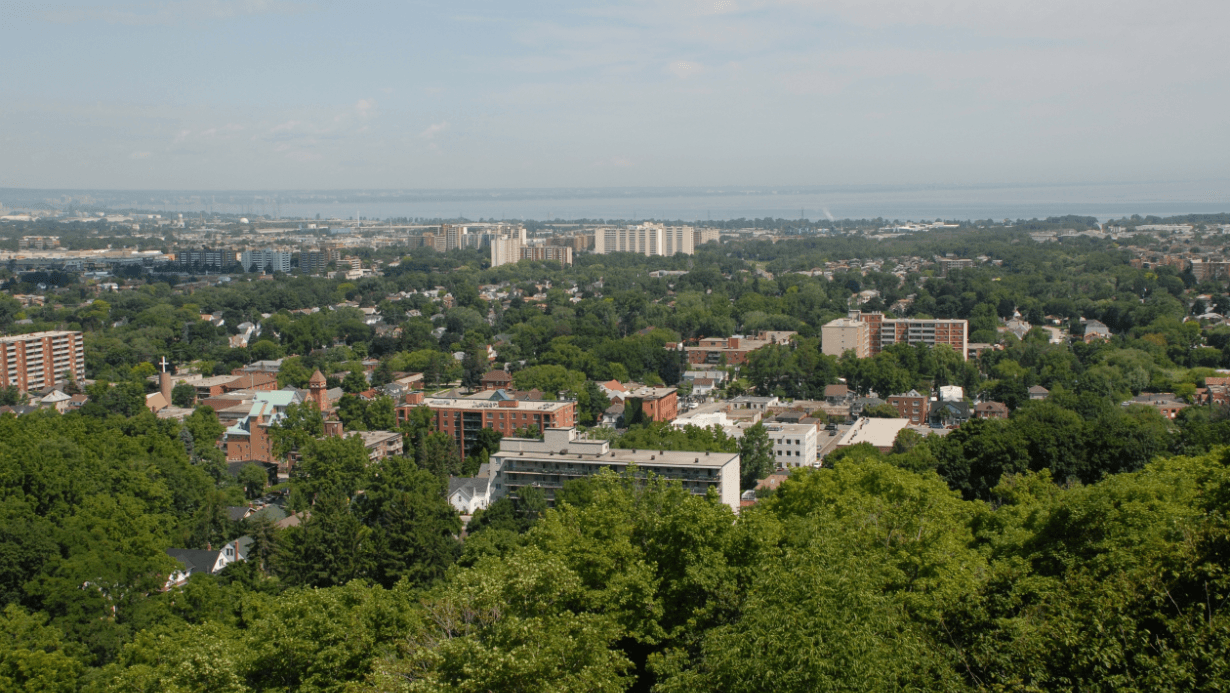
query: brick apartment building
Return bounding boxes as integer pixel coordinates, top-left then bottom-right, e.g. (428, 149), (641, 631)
(842, 311), (968, 360)
(0, 331), (85, 392)
(685, 331), (797, 366)
(397, 390), (576, 459)
(623, 386), (678, 424)
(887, 390), (930, 424)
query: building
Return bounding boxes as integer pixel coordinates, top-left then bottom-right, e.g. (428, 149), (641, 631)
(442, 224), (464, 252)
(765, 422), (818, 468)
(165, 539), (248, 588)
(480, 369), (513, 391)
(973, 401), (1009, 419)
(489, 427), (741, 512)
(0, 331), (85, 392)
(240, 249), (292, 274)
(19, 236), (59, 250)
(225, 390), (303, 466)
(694, 228), (721, 246)
(490, 231), (527, 268)
(354, 430), (404, 461)
(176, 247), (228, 271)
(1029, 385), (1050, 400)
(887, 390), (930, 424)
(623, 386), (678, 424)
(301, 246), (343, 275)
(846, 311), (968, 360)
(937, 257), (975, 276)
(520, 245), (573, 266)
(1083, 319), (1111, 342)
(398, 389), (576, 459)
(834, 417), (911, 453)
(821, 317), (871, 358)
(594, 223), (696, 256)
(1124, 393), (1188, 419)
(685, 331), (797, 366)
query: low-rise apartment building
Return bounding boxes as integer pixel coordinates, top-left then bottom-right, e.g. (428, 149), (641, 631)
(489, 427), (741, 512)
(397, 390), (576, 459)
(765, 422), (818, 468)
(887, 390), (930, 425)
(686, 331), (797, 366)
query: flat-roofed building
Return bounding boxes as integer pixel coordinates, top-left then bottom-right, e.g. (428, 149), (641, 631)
(398, 389), (576, 459)
(490, 427), (741, 512)
(0, 331), (85, 392)
(887, 390), (929, 425)
(835, 416), (911, 453)
(847, 310), (968, 360)
(520, 245), (573, 266)
(594, 223), (696, 256)
(764, 422), (818, 468)
(821, 317), (871, 358)
(624, 386), (678, 424)
(685, 331), (797, 366)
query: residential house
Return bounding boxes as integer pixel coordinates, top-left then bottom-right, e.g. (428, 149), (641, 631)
(973, 401), (1010, 419)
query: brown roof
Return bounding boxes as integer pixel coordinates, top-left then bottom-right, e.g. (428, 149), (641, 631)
(308, 369), (327, 386)
(483, 370), (512, 382)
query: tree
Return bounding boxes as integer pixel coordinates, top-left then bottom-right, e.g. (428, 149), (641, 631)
(738, 422), (775, 489)
(237, 463), (268, 500)
(364, 396), (396, 431)
(294, 435), (370, 498)
(170, 381), (196, 407)
(275, 488), (371, 588)
(355, 457), (461, 588)
(342, 370), (369, 394)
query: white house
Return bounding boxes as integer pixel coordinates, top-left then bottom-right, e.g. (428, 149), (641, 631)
(448, 469), (492, 515)
(164, 538), (249, 589)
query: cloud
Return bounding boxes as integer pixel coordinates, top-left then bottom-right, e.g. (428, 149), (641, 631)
(355, 99), (376, 117)
(129, 151), (151, 159)
(419, 121), (449, 139)
(42, 0), (313, 26)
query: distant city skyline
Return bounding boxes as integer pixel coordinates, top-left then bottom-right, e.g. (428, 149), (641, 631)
(2, 1), (1228, 191)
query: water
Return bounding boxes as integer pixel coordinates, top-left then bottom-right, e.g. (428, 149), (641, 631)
(5, 180), (1229, 223)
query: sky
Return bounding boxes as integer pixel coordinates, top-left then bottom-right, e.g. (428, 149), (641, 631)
(1, 0), (1228, 191)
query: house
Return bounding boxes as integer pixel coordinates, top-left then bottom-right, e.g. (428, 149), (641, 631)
(1083, 319), (1111, 342)
(823, 384), (850, 404)
(164, 538), (249, 588)
(930, 400), (971, 425)
(973, 401), (1010, 419)
(1124, 393), (1188, 419)
(1028, 385), (1050, 400)
(601, 403), (625, 428)
(449, 471), (492, 515)
(39, 389), (72, 413)
(481, 369), (513, 391)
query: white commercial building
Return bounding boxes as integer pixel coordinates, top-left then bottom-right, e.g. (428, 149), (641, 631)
(489, 427), (741, 512)
(765, 422), (818, 468)
(489, 228), (528, 268)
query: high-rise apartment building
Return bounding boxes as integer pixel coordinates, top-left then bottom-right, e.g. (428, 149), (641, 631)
(240, 250), (292, 274)
(176, 248), (228, 271)
(821, 317), (871, 358)
(694, 228), (721, 246)
(845, 310), (968, 360)
(520, 245), (573, 266)
(300, 246), (343, 274)
(594, 223), (696, 256)
(0, 331), (85, 392)
(442, 224), (465, 252)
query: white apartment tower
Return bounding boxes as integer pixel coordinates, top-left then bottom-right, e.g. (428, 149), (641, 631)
(595, 223), (696, 256)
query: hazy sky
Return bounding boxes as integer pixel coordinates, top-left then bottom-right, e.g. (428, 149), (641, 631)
(2, 0), (1228, 190)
